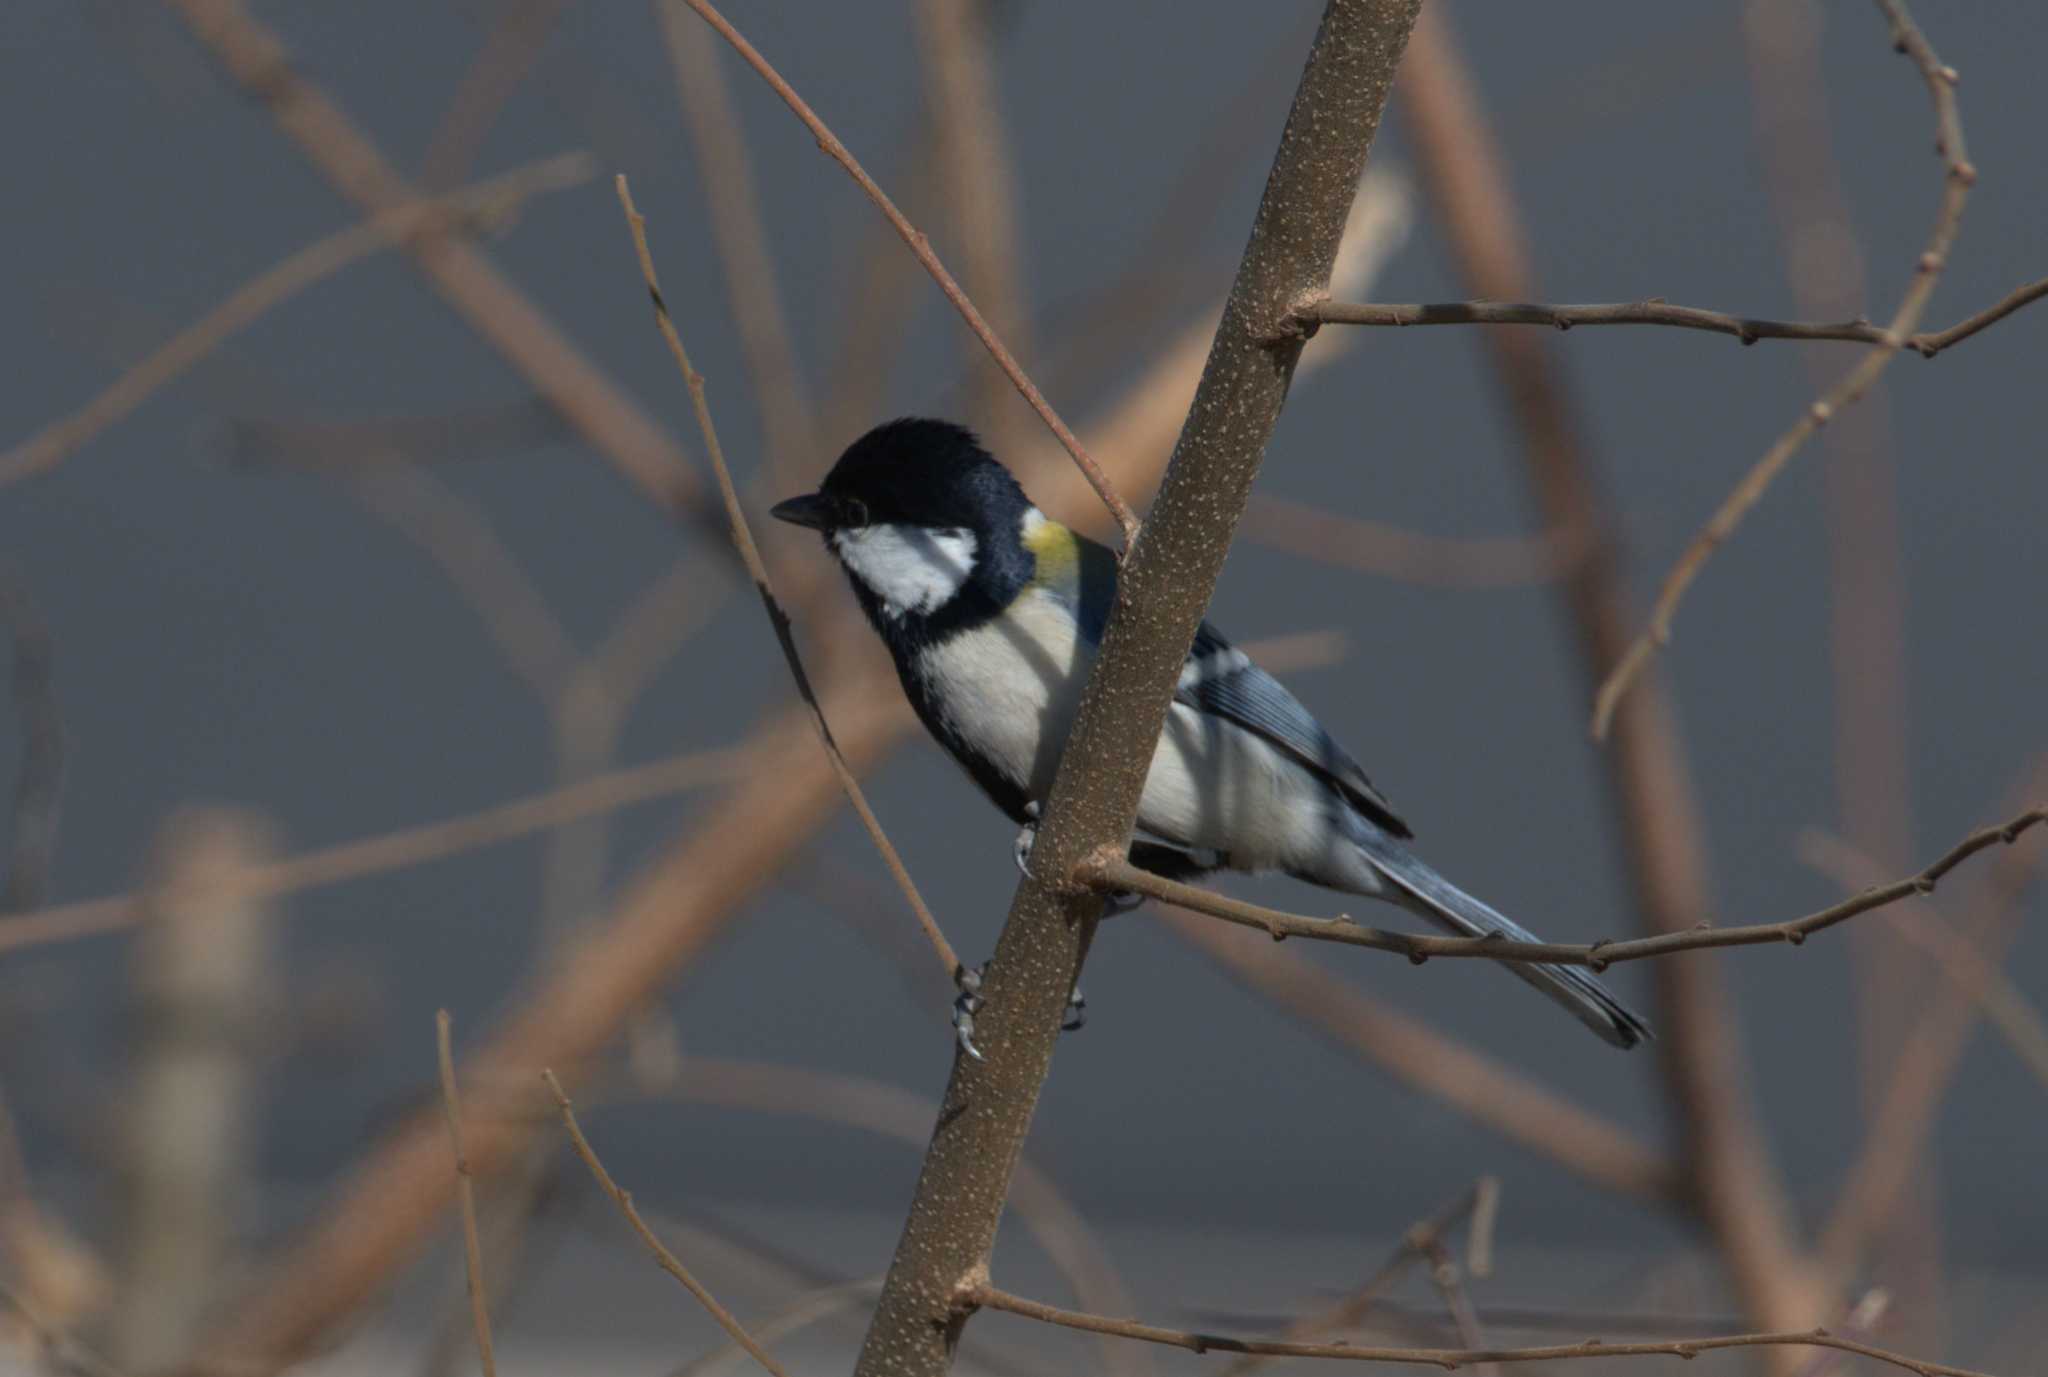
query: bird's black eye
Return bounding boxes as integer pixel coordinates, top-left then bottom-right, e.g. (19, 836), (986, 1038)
(842, 496), (870, 527)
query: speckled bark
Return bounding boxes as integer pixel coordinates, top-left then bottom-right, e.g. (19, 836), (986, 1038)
(850, 4), (1424, 1374)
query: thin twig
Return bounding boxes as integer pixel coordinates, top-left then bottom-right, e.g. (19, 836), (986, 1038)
(1591, 0), (1976, 738)
(541, 1072), (793, 1377)
(655, 0), (818, 491)
(616, 174), (961, 984)
(434, 1012), (498, 1377)
(1086, 805), (2044, 968)
(1215, 1183), (1490, 1377)
(1304, 279), (2047, 355)
(1799, 828), (2048, 1092)
(0, 153), (595, 489)
(963, 1284), (2000, 1377)
(0, 744), (750, 957)
(674, 0), (1139, 545)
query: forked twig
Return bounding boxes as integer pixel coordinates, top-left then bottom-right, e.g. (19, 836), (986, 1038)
(542, 1072), (793, 1377)
(1591, 0), (1976, 737)
(615, 175), (961, 983)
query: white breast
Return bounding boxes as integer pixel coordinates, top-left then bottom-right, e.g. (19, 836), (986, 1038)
(917, 589), (1343, 875)
(832, 524), (978, 619)
(917, 587), (1091, 797)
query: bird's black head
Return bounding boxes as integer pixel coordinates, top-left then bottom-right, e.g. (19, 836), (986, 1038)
(771, 418), (1028, 538)
(771, 418), (1039, 645)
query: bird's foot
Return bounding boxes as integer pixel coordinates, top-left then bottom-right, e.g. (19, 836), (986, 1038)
(952, 960), (1085, 1061)
(1013, 802), (1041, 880)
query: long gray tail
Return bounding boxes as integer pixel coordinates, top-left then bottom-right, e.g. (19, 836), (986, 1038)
(1350, 833), (1651, 1050)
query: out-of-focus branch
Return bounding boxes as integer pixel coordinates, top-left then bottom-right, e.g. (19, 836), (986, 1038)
(420, 0), (574, 189)
(1799, 829), (2048, 1092)
(543, 1073), (793, 1377)
(0, 153), (593, 490)
(1215, 1181), (1494, 1377)
(914, 0), (1032, 444)
(1241, 494), (1576, 588)
(657, 1056), (1145, 1377)
(164, 0), (704, 515)
(1089, 807), (2044, 966)
(0, 744), (750, 958)
(617, 174), (961, 983)
(1161, 907), (1678, 1202)
(655, 0), (819, 490)
(1396, 5), (1817, 1348)
(960, 1285), (2000, 1377)
(433, 1012), (498, 1377)
(853, 7), (1420, 1374)
(347, 463), (581, 704)
(1303, 282), (2045, 355)
(1590, 0), (1977, 738)
(0, 580), (62, 914)
(676, 0), (1138, 544)
(114, 810), (276, 1372)
(1815, 761), (2048, 1288)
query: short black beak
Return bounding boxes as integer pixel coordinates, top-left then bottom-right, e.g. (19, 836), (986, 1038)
(770, 492), (836, 531)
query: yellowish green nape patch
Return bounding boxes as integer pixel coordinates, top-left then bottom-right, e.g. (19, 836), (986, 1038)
(1022, 509), (1081, 588)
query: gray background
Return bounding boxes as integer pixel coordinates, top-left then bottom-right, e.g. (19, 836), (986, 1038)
(2, 0), (2044, 1301)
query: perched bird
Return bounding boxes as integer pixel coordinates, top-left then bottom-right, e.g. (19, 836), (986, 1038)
(772, 418), (1649, 1050)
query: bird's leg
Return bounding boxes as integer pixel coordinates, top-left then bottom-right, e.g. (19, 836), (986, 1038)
(952, 959), (1085, 1060)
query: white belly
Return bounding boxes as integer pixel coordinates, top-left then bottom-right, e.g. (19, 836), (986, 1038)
(916, 591), (1337, 873)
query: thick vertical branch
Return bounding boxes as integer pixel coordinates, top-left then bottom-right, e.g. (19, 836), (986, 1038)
(1396, 5), (1818, 1351)
(852, 6), (1422, 1375)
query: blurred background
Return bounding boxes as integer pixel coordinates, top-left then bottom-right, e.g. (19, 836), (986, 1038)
(2, 2), (2044, 1373)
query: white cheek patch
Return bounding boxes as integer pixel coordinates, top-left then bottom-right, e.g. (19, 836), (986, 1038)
(832, 523), (979, 618)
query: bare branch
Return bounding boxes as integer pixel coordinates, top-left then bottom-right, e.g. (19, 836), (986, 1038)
(962, 1284), (2003, 1377)
(1241, 493), (1576, 588)
(0, 579), (63, 913)
(434, 1013), (498, 1377)
(1089, 806), (2044, 968)
(542, 1072), (792, 1377)
(1303, 277), (2047, 355)
(0, 153), (593, 490)
(854, 7), (1422, 1372)
(164, 0), (702, 515)
(1161, 906), (1678, 1202)
(1591, 0), (1977, 738)
(0, 744), (750, 957)
(675, 0), (1139, 545)
(655, 0), (819, 490)
(615, 174), (961, 984)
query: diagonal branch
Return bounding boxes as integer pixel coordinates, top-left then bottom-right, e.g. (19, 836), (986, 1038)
(852, 6), (1423, 1374)
(0, 153), (594, 490)
(1087, 805), (2044, 967)
(544, 1073), (793, 1377)
(615, 176), (960, 984)
(675, 0), (1138, 545)
(1591, 0), (1977, 738)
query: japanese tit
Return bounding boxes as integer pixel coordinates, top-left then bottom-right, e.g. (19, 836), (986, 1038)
(772, 418), (1649, 1049)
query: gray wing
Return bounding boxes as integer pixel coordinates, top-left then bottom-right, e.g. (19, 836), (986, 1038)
(1175, 622), (1412, 840)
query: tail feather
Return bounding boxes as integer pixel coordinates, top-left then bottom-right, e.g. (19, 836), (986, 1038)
(1353, 834), (1652, 1050)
